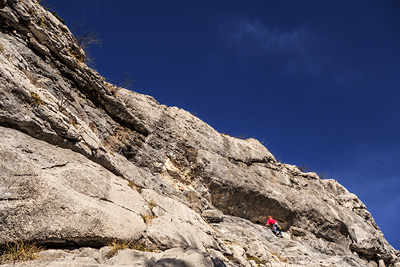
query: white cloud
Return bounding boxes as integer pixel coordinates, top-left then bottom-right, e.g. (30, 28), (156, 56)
(221, 18), (311, 56)
(219, 18), (325, 75)
(219, 18), (370, 87)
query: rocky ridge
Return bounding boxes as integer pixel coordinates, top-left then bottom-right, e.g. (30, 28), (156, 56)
(0, 0), (399, 266)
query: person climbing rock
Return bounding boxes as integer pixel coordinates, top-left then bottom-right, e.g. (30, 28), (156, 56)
(266, 216), (283, 238)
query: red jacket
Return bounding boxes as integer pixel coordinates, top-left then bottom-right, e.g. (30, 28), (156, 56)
(266, 218), (276, 226)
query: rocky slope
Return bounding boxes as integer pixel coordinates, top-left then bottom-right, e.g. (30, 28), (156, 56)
(0, 0), (399, 266)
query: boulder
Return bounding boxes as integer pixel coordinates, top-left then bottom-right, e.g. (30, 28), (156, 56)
(0, 126), (147, 246)
(202, 209), (224, 223)
(0, 0), (398, 266)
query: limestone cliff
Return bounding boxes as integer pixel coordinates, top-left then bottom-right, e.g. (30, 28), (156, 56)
(0, 0), (399, 266)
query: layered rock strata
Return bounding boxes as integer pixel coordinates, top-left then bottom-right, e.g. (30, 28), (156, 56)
(0, 0), (399, 266)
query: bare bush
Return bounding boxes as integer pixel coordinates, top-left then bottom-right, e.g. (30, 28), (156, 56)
(70, 21), (101, 67)
(118, 72), (135, 90)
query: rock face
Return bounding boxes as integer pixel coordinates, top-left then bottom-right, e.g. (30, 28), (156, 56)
(0, 0), (399, 266)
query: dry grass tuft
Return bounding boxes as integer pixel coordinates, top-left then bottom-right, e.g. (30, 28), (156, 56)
(141, 214), (157, 224)
(106, 83), (121, 96)
(0, 241), (43, 264)
(106, 240), (132, 259)
(30, 92), (44, 106)
(105, 240), (153, 259)
(128, 180), (137, 190)
(148, 199), (156, 211)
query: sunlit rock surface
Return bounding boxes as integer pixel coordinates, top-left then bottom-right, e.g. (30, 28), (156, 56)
(0, 0), (399, 266)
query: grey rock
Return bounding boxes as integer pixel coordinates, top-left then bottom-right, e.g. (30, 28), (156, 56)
(202, 209), (224, 223)
(139, 188), (218, 251)
(0, 126), (147, 246)
(38, 249), (70, 259)
(0, 0), (398, 266)
(290, 226), (308, 237)
(107, 247), (215, 267)
(78, 247), (102, 261)
(156, 247), (214, 267)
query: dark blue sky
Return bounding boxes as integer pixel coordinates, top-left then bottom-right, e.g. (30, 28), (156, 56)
(46, 0), (400, 249)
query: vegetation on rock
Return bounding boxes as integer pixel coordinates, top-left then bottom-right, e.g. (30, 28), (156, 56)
(0, 241), (42, 264)
(30, 92), (44, 106)
(106, 240), (153, 259)
(50, 11), (65, 24)
(0, 0), (398, 266)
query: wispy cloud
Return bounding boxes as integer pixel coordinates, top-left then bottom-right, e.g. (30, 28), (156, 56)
(218, 17), (371, 89)
(219, 18), (323, 75)
(222, 18), (310, 55)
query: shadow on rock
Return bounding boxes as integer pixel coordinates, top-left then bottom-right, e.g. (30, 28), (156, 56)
(211, 257), (227, 267)
(150, 258), (188, 267)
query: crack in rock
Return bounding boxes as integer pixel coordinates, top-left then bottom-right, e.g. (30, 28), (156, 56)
(99, 197), (137, 214)
(41, 162), (68, 170)
(13, 173), (39, 176)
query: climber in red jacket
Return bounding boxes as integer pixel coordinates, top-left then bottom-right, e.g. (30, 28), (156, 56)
(266, 216), (283, 237)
